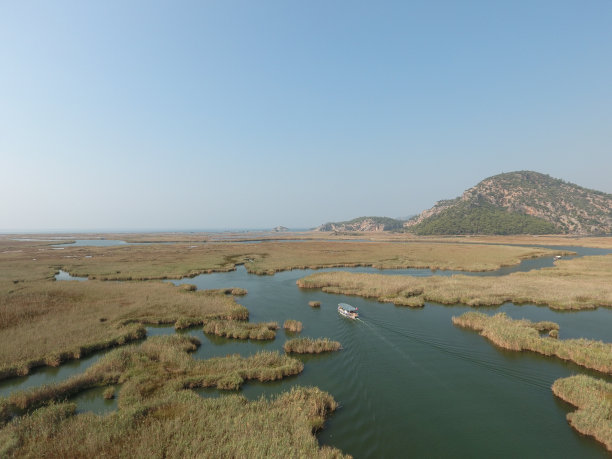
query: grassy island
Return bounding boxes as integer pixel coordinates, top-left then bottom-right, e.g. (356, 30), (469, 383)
(552, 375), (612, 452)
(284, 320), (303, 333)
(0, 238), (562, 282)
(2, 335), (303, 412)
(0, 335), (344, 457)
(203, 319), (279, 340)
(284, 338), (341, 354)
(452, 312), (612, 374)
(0, 280), (248, 381)
(297, 254), (612, 311)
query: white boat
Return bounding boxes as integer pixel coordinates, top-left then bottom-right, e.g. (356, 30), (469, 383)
(338, 303), (358, 319)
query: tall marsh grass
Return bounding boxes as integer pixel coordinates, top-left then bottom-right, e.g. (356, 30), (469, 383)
(0, 279), (247, 381)
(5, 238), (558, 281)
(452, 312), (612, 374)
(552, 375), (612, 452)
(0, 388), (346, 458)
(297, 254), (612, 311)
(203, 320), (279, 340)
(284, 338), (341, 354)
(0, 334), (341, 458)
(284, 320), (303, 333)
(2, 335), (302, 413)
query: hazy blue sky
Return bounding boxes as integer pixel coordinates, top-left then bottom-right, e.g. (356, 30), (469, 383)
(1, 1), (611, 231)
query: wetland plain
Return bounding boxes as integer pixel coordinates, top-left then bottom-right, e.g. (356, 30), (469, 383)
(0, 233), (611, 457)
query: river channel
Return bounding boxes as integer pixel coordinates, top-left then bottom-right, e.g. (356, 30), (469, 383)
(2, 245), (611, 458)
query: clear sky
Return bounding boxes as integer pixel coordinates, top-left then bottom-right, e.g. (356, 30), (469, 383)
(1, 1), (611, 232)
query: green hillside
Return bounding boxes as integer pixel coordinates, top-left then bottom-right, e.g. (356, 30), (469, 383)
(407, 171), (612, 235)
(410, 201), (561, 235)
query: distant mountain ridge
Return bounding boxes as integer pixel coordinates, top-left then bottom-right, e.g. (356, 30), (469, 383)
(316, 171), (612, 235)
(406, 171), (612, 235)
(316, 216), (404, 232)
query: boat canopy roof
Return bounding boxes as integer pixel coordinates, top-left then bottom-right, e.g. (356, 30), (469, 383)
(338, 303), (358, 311)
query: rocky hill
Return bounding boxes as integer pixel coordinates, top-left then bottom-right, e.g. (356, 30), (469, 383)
(316, 216), (404, 232)
(406, 171), (612, 235)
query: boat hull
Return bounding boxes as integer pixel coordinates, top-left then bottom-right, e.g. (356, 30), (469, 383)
(338, 306), (358, 320)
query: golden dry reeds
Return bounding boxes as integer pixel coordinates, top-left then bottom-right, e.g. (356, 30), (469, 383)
(284, 320), (303, 333)
(0, 280), (247, 381)
(0, 236), (563, 284)
(552, 375), (612, 452)
(2, 335), (303, 412)
(202, 320), (279, 340)
(452, 312), (612, 374)
(0, 388), (346, 458)
(0, 333), (344, 457)
(284, 338), (341, 354)
(297, 254), (612, 311)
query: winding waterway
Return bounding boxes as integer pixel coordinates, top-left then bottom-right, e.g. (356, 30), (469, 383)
(2, 246), (611, 457)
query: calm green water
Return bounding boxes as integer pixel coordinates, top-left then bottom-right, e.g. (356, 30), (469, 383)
(2, 246), (611, 457)
(172, 265), (611, 458)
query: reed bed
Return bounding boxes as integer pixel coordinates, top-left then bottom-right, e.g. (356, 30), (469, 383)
(2, 335), (303, 413)
(452, 312), (612, 374)
(0, 387), (345, 458)
(0, 237), (561, 284)
(552, 375), (612, 452)
(309, 301), (321, 308)
(0, 280), (247, 381)
(297, 254), (612, 311)
(284, 338), (341, 354)
(240, 241), (560, 275)
(0, 400), (9, 426)
(284, 320), (303, 333)
(0, 336), (319, 457)
(203, 320), (279, 340)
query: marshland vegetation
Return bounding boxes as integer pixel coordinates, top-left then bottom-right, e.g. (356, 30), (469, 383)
(0, 335), (343, 457)
(0, 236), (565, 379)
(452, 312), (612, 373)
(0, 389), (344, 458)
(21, 230), (612, 248)
(3, 335), (303, 413)
(2, 234), (612, 456)
(0, 236), (563, 283)
(102, 387), (115, 400)
(284, 320), (303, 333)
(552, 375), (612, 452)
(203, 319), (279, 340)
(297, 254), (612, 311)
(0, 279), (247, 380)
(284, 338), (341, 354)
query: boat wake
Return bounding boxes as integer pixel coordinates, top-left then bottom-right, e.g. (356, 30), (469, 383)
(360, 316), (552, 391)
